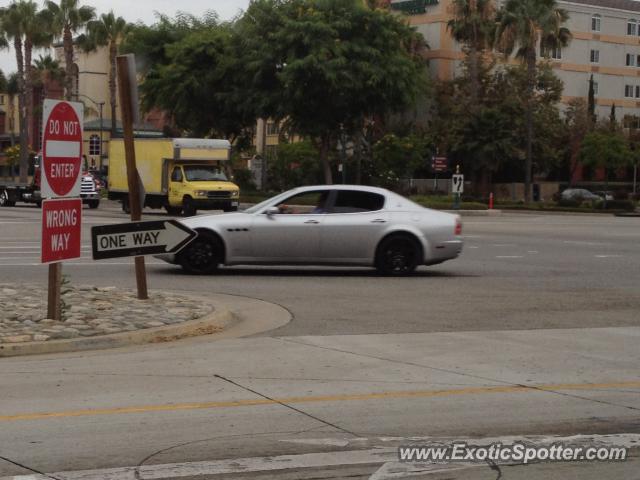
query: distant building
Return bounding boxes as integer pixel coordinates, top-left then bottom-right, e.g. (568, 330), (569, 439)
(396, 0), (640, 120)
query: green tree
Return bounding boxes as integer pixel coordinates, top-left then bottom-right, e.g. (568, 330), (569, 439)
(43, 0), (95, 101)
(2, 1), (50, 183)
(239, 0), (427, 184)
(580, 130), (631, 194)
(564, 98), (590, 186)
(587, 74), (596, 124)
(139, 24), (255, 140)
(80, 12), (131, 133)
(496, 0), (571, 202)
(372, 133), (430, 186)
(269, 140), (321, 190)
(447, 0), (496, 105)
(33, 54), (64, 98)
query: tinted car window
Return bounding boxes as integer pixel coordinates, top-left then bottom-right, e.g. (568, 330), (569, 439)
(331, 191), (385, 213)
(171, 167), (183, 182)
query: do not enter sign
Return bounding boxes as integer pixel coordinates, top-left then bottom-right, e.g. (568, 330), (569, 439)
(41, 100), (84, 198)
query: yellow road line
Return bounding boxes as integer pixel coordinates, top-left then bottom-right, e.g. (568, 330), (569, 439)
(1, 381), (639, 423)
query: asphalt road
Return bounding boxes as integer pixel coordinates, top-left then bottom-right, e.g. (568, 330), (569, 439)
(0, 201), (638, 479)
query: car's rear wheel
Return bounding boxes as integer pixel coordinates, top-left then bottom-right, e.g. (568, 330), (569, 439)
(178, 231), (222, 274)
(182, 197), (197, 217)
(88, 200), (100, 209)
(375, 234), (421, 276)
(0, 189), (16, 207)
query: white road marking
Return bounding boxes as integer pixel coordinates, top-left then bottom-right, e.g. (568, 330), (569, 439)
(495, 256), (524, 259)
(528, 251), (539, 254)
(595, 255), (623, 258)
(1, 434), (636, 480)
(492, 244), (516, 247)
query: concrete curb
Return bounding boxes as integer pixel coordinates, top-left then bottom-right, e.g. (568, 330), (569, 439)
(0, 309), (235, 358)
(442, 209), (502, 216)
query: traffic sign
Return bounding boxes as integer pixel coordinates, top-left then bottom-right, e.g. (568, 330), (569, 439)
(452, 174), (465, 194)
(91, 220), (197, 260)
(41, 198), (82, 264)
(41, 99), (84, 199)
(432, 156), (448, 173)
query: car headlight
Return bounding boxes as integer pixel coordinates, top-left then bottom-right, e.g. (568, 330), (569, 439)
(194, 190), (208, 197)
(231, 190), (239, 197)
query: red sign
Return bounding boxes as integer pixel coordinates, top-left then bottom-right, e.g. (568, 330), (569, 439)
(41, 100), (84, 198)
(41, 198), (82, 264)
(432, 156), (448, 173)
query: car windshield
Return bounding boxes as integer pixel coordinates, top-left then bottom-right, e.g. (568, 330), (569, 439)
(183, 166), (228, 182)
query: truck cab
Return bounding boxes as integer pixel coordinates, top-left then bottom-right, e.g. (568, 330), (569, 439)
(168, 163), (239, 216)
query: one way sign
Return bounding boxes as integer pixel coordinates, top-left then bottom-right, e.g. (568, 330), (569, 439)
(91, 220), (197, 260)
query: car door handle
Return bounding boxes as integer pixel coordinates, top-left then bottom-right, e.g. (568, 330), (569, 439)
(305, 220), (320, 224)
(371, 219), (387, 224)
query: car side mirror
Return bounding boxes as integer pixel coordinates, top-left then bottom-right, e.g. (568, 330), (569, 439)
(265, 206), (279, 217)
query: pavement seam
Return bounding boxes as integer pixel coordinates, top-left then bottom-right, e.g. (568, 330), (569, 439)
(276, 337), (640, 413)
(213, 374), (360, 438)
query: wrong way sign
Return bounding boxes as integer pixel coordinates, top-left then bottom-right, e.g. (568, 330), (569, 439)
(41, 198), (82, 264)
(41, 99), (84, 199)
(91, 220), (197, 260)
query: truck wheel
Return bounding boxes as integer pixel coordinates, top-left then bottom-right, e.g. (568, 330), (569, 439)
(223, 204), (238, 212)
(122, 198), (131, 214)
(165, 206), (182, 215)
(0, 190), (15, 207)
(182, 198), (197, 217)
(88, 200), (100, 209)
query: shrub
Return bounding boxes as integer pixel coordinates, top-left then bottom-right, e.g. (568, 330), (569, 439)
(233, 169), (256, 191)
(595, 200), (635, 211)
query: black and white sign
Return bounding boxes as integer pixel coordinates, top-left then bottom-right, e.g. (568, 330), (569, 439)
(452, 174), (464, 194)
(91, 220), (197, 260)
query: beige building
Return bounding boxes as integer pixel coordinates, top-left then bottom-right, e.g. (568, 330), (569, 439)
(395, 0), (640, 120)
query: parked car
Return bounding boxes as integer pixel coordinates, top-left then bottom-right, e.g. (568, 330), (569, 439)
(560, 188), (602, 202)
(593, 190), (615, 201)
(157, 185), (463, 276)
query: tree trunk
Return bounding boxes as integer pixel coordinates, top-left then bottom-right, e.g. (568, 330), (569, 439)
(24, 39), (34, 152)
(14, 37), (29, 185)
(320, 133), (333, 185)
(524, 50), (536, 204)
(109, 40), (117, 134)
(64, 26), (74, 101)
(469, 45), (479, 106)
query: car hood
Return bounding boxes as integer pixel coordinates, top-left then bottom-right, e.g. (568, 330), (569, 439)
(179, 212), (249, 229)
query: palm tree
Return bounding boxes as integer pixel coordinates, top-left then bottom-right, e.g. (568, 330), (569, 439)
(43, 0), (95, 101)
(6, 73), (20, 147)
(496, 0), (571, 203)
(80, 11), (130, 134)
(33, 54), (65, 98)
(2, 1), (50, 183)
(447, 0), (496, 105)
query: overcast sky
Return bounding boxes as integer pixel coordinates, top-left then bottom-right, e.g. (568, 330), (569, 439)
(1, 0), (251, 76)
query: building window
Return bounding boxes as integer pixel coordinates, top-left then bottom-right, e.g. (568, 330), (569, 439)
(625, 85), (635, 98)
(0, 95), (4, 105)
(266, 122), (280, 136)
(627, 54), (636, 66)
(89, 134), (101, 156)
(550, 46), (562, 60)
(628, 19), (638, 36)
(636, 86), (640, 98)
(590, 50), (600, 63)
(592, 14), (601, 32)
(593, 81), (599, 96)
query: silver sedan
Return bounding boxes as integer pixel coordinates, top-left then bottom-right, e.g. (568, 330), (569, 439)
(160, 185), (463, 275)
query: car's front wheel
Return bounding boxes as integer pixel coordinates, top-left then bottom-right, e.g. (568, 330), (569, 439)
(178, 231), (222, 274)
(375, 234), (421, 276)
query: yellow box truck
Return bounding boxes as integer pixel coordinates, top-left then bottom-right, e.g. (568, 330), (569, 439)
(108, 138), (240, 216)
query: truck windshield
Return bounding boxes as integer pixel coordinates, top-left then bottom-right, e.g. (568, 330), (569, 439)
(183, 166), (228, 182)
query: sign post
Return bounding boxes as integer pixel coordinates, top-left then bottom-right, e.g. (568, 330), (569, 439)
(431, 156), (448, 191)
(40, 99), (83, 321)
(116, 54), (148, 300)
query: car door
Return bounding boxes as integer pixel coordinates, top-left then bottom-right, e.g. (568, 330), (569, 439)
(168, 166), (184, 206)
(249, 190), (329, 262)
(320, 190), (388, 263)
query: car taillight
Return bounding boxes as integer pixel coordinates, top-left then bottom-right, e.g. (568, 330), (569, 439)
(455, 218), (462, 235)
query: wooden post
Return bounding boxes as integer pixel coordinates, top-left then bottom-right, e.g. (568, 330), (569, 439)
(116, 55), (148, 300)
(47, 262), (62, 320)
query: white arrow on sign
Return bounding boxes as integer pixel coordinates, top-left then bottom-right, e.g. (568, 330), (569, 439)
(96, 222), (193, 253)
